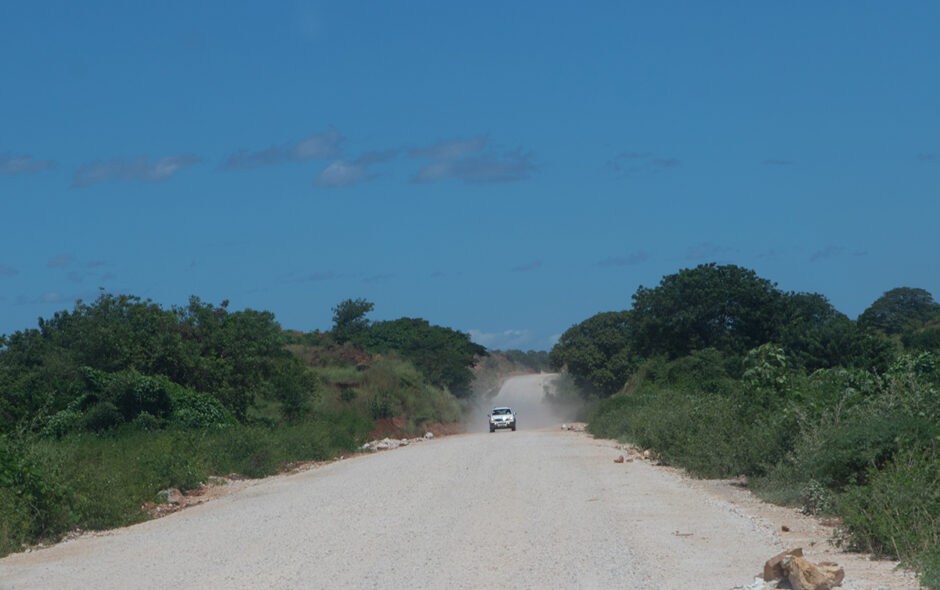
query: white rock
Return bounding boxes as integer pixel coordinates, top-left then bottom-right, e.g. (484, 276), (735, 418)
(733, 578), (778, 590)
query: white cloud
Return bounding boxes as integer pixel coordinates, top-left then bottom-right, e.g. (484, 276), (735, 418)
(294, 130), (345, 159)
(73, 155), (201, 188)
(0, 153), (55, 176)
(315, 149), (399, 188)
(605, 151), (681, 176)
(409, 135), (488, 159)
(412, 150), (535, 184)
(224, 128), (344, 169)
(316, 160), (370, 187)
(410, 136), (535, 184)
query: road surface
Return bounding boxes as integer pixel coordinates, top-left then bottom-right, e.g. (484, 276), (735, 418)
(0, 374), (917, 589)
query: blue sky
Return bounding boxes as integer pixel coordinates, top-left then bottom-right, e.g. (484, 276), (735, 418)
(2, 1), (938, 350)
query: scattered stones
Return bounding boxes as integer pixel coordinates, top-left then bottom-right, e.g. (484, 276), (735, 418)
(561, 423), (586, 432)
(614, 455), (625, 463)
(157, 488), (183, 505)
(361, 435), (435, 452)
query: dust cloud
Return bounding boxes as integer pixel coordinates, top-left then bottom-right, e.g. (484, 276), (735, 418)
(463, 374), (584, 433)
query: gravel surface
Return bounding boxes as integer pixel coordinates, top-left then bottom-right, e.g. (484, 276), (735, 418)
(0, 375), (919, 589)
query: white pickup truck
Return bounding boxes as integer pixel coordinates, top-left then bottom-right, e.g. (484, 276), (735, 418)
(488, 407), (517, 432)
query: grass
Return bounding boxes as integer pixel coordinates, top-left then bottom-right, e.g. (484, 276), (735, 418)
(317, 357), (462, 434)
(0, 415), (372, 556)
(837, 442), (940, 586)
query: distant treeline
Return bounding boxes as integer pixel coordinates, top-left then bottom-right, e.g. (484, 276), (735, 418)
(550, 263), (940, 587)
(499, 349), (550, 371)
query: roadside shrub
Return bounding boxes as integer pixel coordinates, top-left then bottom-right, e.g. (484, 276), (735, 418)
(145, 450), (205, 492)
(170, 388), (234, 429)
(323, 409), (372, 449)
(200, 425), (279, 476)
(369, 392), (394, 420)
(243, 450), (277, 478)
(130, 411), (164, 431)
(41, 408), (83, 439)
(83, 401), (123, 432)
(106, 371), (173, 422)
(0, 487), (32, 554)
(791, 411), (940, 490)
(589, 385), (787, 478)
(0, 437), (75, 548)
(799, 479), (836, 515)
(838, 443), (940, 587)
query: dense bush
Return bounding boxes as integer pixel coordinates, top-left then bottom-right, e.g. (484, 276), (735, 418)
(0, 292), (474, 558)
(589, 381), (789, 478)
(0, 294), (303, 430)
(838, 443), (940, 588)
(36, 369), (236, 437)
(0, 436), (75, 554)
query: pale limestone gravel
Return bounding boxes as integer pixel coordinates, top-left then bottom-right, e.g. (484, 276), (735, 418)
(0, 375), (919, 589)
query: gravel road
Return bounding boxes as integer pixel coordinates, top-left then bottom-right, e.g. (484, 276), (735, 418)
(0, 375), (915, 589)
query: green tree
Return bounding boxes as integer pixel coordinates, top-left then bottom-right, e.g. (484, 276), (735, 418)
(549, 311), (635, 396)
(355, 318), (485, 397)
(778, 292), (892, 372)
(266, 358), (319, 422)
(903, 327), (940, 354)
(173, 297), (287, 420)
(858, 287), (940, 335)
(331, 298), (375, 343)
(0, 293), (292, 431)
(630, 263), (784, 358)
